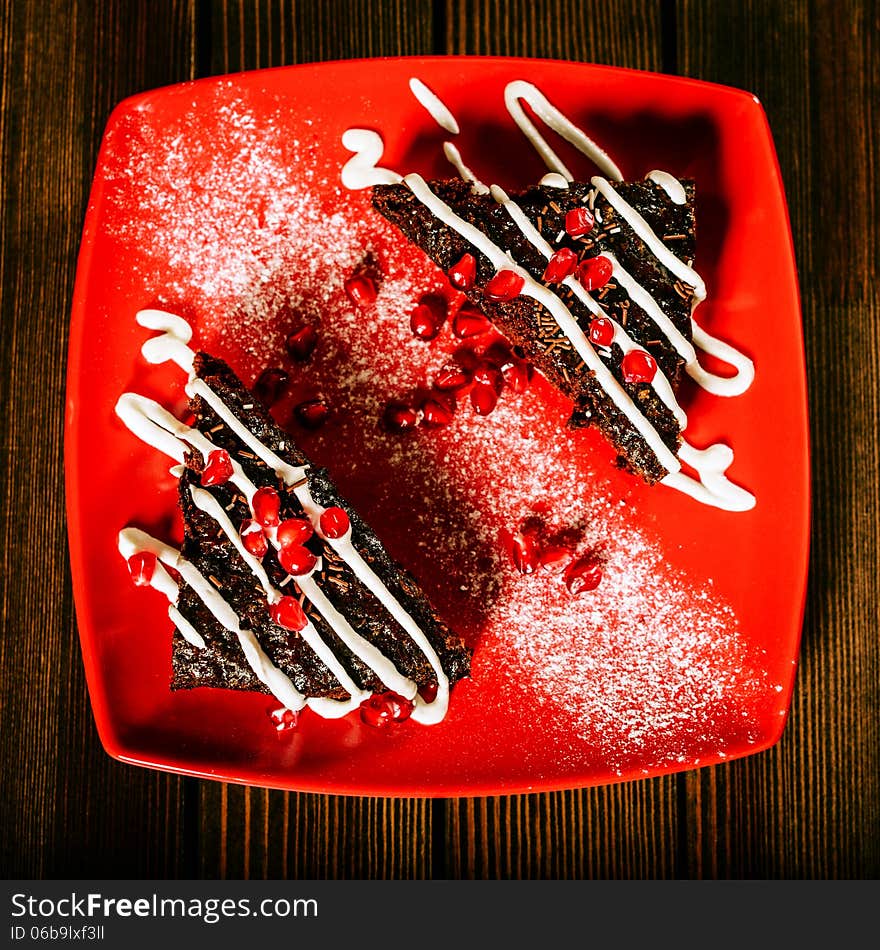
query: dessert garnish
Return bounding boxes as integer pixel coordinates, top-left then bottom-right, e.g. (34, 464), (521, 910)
(341, 78), (757, 512)
(115, 309), (471, 727)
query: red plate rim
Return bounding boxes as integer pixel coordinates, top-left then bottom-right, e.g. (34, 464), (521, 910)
(65, 55), (810, 797)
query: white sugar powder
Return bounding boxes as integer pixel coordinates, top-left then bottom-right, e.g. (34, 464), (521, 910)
(105, 88), (776, 767)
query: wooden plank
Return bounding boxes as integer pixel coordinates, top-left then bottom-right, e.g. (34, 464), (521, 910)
(196, 0), (438, 880)
(677, 0), (880, 878)
(444, 0), (665, 70)
(446, 781), (681, 878)
(439, 0), (685, 879)
(0, 0), (198, 877)
(198, 787), (431, 878)
(207, 0), (436, 74)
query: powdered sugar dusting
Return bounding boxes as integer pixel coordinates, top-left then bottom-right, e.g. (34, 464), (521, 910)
(102, 83), (779, 772)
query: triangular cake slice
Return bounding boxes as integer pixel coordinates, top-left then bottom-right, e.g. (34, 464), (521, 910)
(372, 177), (698, 483)
(119, 348), (471, 726)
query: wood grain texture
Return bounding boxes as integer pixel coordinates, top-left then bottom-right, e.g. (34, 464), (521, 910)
(0, 0), (198, 878)
(677, 0), (880, 878)
(198, 787), (431, 878)
(440, 0), (685, 880)
(445, 782), (682, 878)
(193, 0), (439, 881)
(207, 0), (436, 74)
(444, 0), (664, 70)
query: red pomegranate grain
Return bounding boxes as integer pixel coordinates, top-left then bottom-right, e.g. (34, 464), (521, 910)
(285, 325), (317, 361)
(359, 691), (415, 728)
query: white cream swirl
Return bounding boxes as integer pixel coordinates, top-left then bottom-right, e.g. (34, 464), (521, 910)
(117, 314), (452, 720)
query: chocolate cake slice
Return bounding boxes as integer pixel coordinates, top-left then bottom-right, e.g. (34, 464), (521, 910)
(118, 343), (470, 726)
(372, 176), (698, 483)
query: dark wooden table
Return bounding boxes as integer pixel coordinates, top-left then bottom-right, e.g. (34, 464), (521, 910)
(2, 0), (878, 880)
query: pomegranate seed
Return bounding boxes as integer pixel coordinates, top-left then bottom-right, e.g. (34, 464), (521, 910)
(542, 247), (579, 283)
(472, 363), (504, 393)
(410, 303), (443, 340)
(448, 252), (476, 290)
(344, 273), (377, 307)
(540, 545), (573, 573)
(127, 551), (157, 587)
(286, 325), (317, 361)
(470, 383), (499, 416)
(383, 402), (421, 432)
(240, 519), (269, 558)
(434, 361), (472, 391)
(254, 367), (288, 407)
(276, 517), (314, 548)
(278, 543), (317, 577)
(294, 398), (329, 429)
(510, 531), (540, 574)
(359, 691), (415, 728)
(503, 359), (532, 394)
(269, 595), (308, 631)
(565, 206), (595, 237)
(484, 269), (525, 301)
(588, 316), (615, 347)
(517, 514), (544, 538)
(622, 349), (658, 383)
(452, 305), (491, 338)
(269, 706), (300, 732)
(252, 486), (281, 527)
(164, 563), (182, 585)
(577, 255), (613, 291)
(201, 448), (233, 486)
(480, 344), (531, 394)
(418, 681), (439, 703)
(563, 554), (603, 595)
(421, 396), (455, 428)
(319, 506), (351, 540)
(480, 340), (512, 366)
(451, 347), (482, 373)
(420, 293), (447, 323)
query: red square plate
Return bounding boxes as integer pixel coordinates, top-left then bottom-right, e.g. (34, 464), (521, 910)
(66, 56), (808, 796)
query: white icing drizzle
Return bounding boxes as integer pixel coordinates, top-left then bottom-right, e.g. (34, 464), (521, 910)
(115, 393), (189, 463)
(118, 319), (451, 721)
(296, 572), (419, 700)
(339, 78), (757, 510)
(591, 176), (755, 397)
(340, 129), (402, 190)
(136, 308), (193, 342)
(404, 174), (755, 510)
(490, 185), (687, 429)
(136, 309), (195, 372)
(405, 173), (680, 472)
(168, 605), (206, 649)
(646, 169), (687, 205)
(321, 533), (449, 724)
(539, 172), (570, 189)
(593, 176), (706, 298)
(187, 489), (374, 716)
(185, 377), (308, 486)
(409, 77), (460, 135)
(442, 142), (490, 194)
(118, 528), (305, 709)
(662, 444), (756, 512)
(503, 80), (624, 182)
(290, 483), (451, 721)
(118, 529), (205, 647)
(690, 324), (756, 397)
